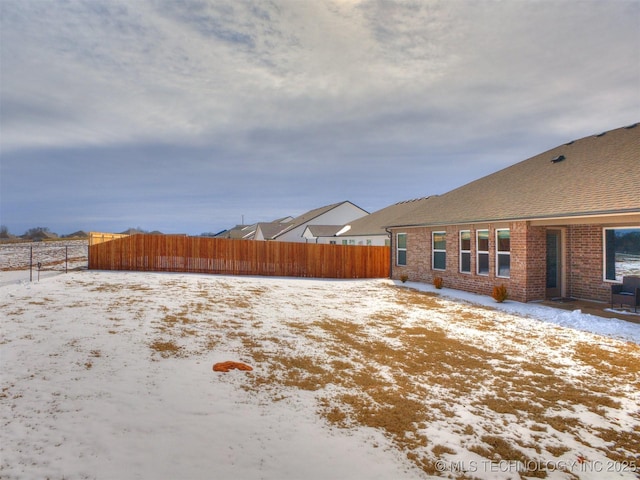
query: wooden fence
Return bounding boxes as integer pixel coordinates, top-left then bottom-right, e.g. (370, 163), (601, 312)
(88, 234), (390, 279)
(88, 231), (130, 246)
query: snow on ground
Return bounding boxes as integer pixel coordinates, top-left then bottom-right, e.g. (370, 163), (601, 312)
(401, 281), (640, 345)
(1, 270), (639, 480)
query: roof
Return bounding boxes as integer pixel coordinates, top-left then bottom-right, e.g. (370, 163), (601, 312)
(304, 225), (345, 237)
(389, 123), (640, 228)
(215, 224), (257, 239)
(268, 201), (367, 239)
(338, 197), (434, 236)
(256, 222), (288, 240)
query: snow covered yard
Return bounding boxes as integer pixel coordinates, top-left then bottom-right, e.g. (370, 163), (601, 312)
(1, 270), (639, 480)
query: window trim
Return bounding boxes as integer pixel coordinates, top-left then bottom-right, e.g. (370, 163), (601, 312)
(496, 228), (511, 279)
(603, 226), (640, 282)
(459, 230), (471, 274)
(476, 229), (489, 276)
(432, 231), (446, 271)
(396, 233), (407, 266)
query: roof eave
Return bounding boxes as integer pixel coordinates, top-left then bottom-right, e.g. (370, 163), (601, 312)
(386, 208), (640, 229)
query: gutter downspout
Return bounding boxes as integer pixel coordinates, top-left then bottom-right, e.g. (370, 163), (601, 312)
(385, 227), (393, 279)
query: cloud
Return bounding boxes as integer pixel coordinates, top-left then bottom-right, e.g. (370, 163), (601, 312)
(1, 0), (638, 235)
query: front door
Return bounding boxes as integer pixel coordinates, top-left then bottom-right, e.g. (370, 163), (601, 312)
(546, 230), (562, 299)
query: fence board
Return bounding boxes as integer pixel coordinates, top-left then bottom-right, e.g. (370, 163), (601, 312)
(88, 231), (130, 246)
(88, 234), (390, 279)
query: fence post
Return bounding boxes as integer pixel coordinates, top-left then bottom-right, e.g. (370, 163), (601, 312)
(30, 246), (33, 282)
(65, 246), (68, 273)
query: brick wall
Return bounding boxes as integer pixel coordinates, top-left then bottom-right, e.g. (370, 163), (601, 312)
(391, 222), (616, 304)
(566, 225), (610, 302)
(391, 222), (533, 302)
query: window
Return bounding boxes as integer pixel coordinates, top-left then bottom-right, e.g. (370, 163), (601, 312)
(460, 230), (471, 273)
(397, 233), (407, 266)
(342, 240), (348, 245)
(604, 227), (640, 281)
(496, 229), (510, 278)
(432, 231), (446, 270)
(477, 230), (489, 275)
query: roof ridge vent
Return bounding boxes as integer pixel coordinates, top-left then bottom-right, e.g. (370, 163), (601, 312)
(551, 154), (566, 163)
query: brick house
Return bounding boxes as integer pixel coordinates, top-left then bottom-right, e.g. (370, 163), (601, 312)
(387, 124), (640, 303)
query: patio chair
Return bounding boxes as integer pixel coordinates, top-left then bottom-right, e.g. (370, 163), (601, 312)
(611, 276), (640, 313)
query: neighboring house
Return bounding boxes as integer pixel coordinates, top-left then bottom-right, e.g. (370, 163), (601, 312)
(213, 225), (256, 239)
(254, 201), (369, 243)
(214, 217), (294, 240)
(308, 198), (433, 246)
(387, 123), (640, 304)
(302, 225), (346, 243)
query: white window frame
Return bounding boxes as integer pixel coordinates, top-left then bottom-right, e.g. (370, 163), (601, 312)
(432, 231), (446, 271)
(603, 226), (640, 282)
(460, 230), (471, 274)
(396, 233), (407, 266)
(476, 229), (489, 276)
(496, 228), (511, 278)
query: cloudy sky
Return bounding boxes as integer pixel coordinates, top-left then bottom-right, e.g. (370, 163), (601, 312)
(1, 0), (638, 236)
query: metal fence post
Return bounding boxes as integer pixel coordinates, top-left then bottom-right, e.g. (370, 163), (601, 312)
(30, 246), (33, 282)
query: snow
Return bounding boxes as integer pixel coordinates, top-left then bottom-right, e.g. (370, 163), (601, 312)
(401, 281), (640, 345)
(1, 270), (639, 480)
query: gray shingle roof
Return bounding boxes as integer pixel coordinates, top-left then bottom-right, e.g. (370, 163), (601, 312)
(340, 197), (433, 236)
(305, 225), (345, 237)
(388, 124), (640, 228)
(270, 201), (366, 239)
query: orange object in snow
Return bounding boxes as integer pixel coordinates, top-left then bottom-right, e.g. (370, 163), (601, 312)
(213, 361), (253, 372)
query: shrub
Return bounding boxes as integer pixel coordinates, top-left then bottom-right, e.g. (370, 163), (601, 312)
(400, 274), (409, 283)
(492, 284), (508, 303)
(433, 277), (443, 289)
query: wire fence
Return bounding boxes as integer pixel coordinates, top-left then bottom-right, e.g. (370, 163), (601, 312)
(0, 240), (89, 285)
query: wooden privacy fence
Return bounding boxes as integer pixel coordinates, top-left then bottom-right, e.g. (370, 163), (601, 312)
(88, 234), (390, 279)
(88, 231), (130, 246)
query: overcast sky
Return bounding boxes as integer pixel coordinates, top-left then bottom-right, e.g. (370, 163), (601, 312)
(1, 0), (638, 236)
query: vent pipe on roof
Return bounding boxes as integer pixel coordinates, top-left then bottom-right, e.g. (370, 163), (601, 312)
(551, 155), (566, 163)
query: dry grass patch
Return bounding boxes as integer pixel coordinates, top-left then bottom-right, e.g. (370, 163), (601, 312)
(101, 277), (639, 478)
(149, 339), (182, 358)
